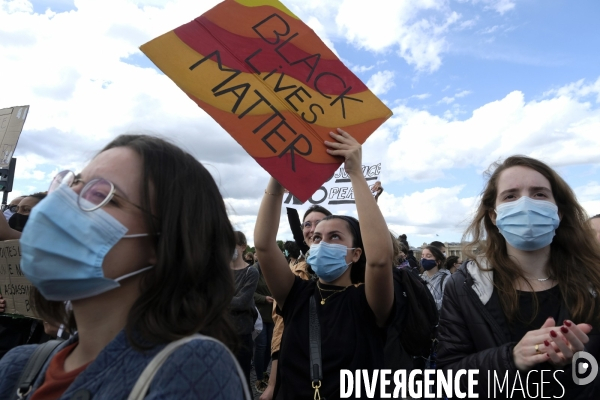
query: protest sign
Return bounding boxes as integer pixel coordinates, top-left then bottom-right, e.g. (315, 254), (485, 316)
(0, 240), (36, 318)
(0, 105), (29, 168)
(283, 162), (381, 211)
(140, 0), (392, 202)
